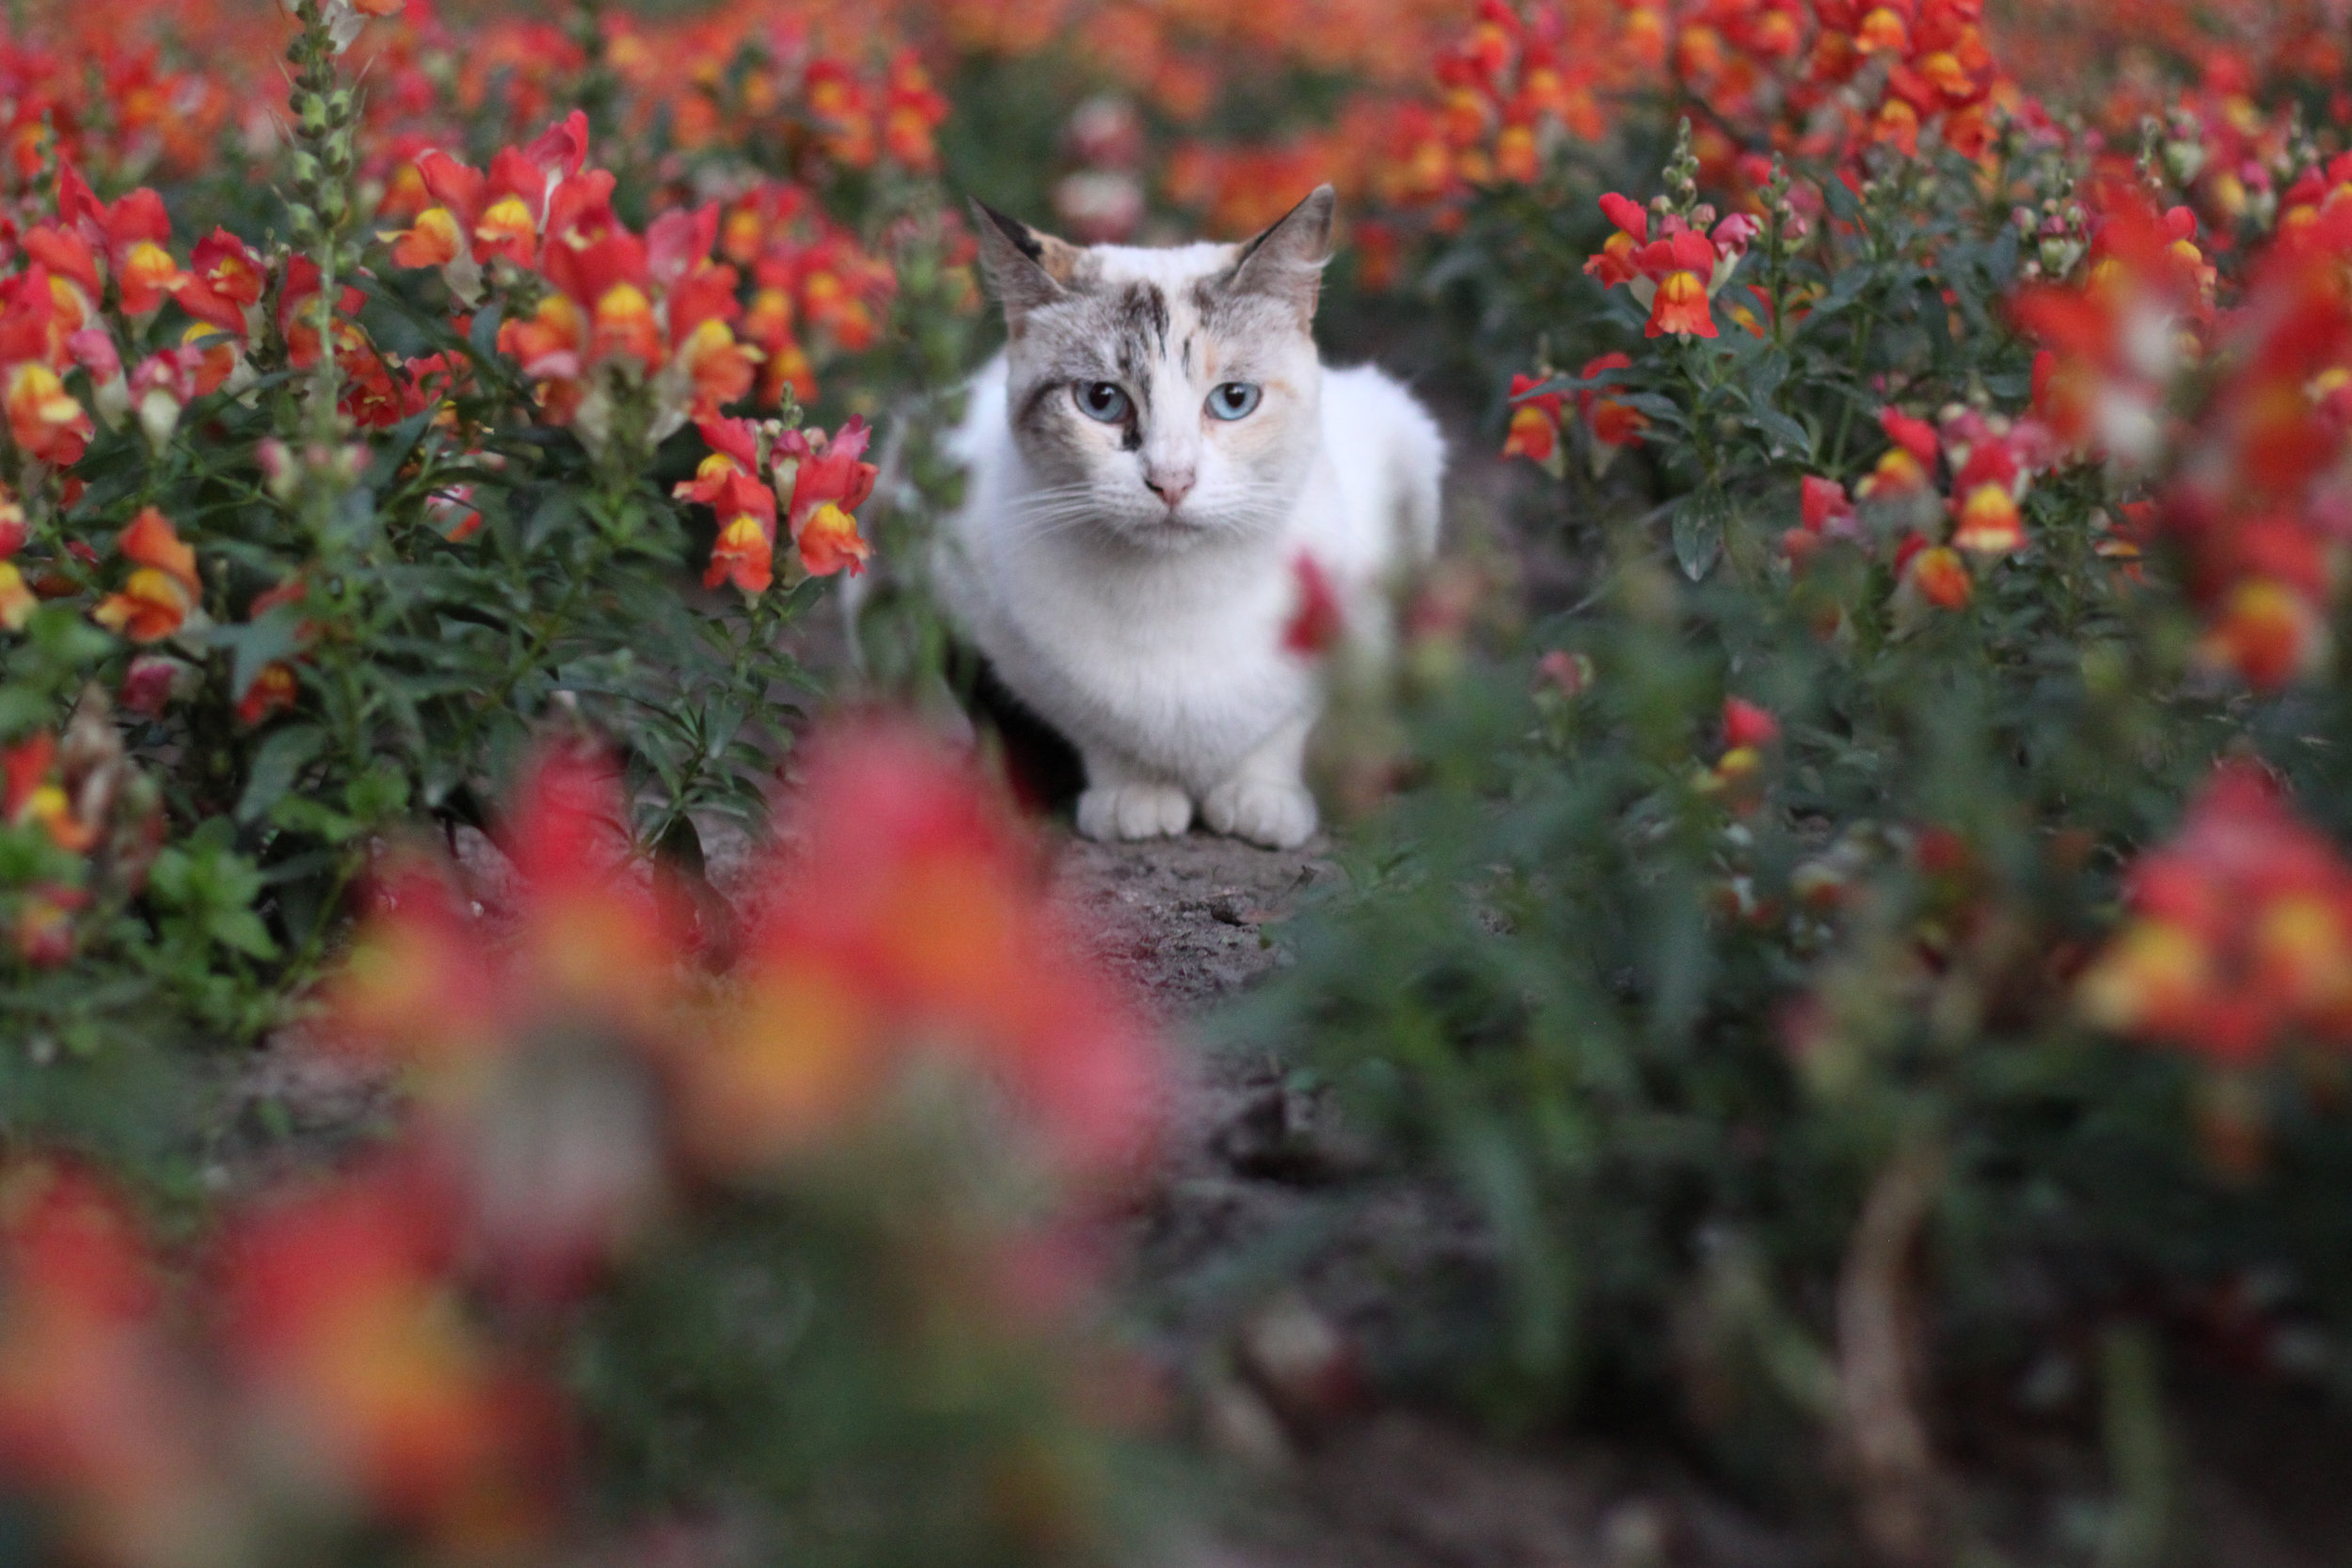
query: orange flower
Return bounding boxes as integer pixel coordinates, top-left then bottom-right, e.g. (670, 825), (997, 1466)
(1949, 483), (2024, 554)
(236, 663), (299, 727)
(4, 733), (96, 854)
(1501, 372), (1564, 465)
(0, 562), (31, 631)
(795, 503), (870, 578)
(6, 363), (92, 466)
(0, 1160), (216, 1551)
(689, 720), (1164, 1180)
(91, 570), (192, 642)
(590, 282), (661, 369)
(216, 1165), (557, 1545)
(2080, 764), (2352, 1063)
(92, 509), (199, 643)
(2199, 578), (2326, 690)
(1646, 268), (1715, 337)
(389, 204), (464, 271)
(1905, 544), (1972, 610)
(707, 512), (775, 593)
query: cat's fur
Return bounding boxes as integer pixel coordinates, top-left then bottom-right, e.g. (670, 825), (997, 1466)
(933, 186), (1444, 849)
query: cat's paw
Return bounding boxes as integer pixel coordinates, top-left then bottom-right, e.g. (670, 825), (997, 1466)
(1077, 782), (1194, 841)
(1201, 778), (1317, 849)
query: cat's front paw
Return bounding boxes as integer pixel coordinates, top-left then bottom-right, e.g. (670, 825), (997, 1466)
(1077, 782), (1194, 841)
(1201, 778), (1317, 849)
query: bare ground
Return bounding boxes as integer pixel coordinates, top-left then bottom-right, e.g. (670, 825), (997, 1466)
(1041, 830), (1826, 1568)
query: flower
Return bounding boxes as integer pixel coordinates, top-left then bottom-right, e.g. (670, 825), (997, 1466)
(1502, 372), (1565, 466)
(2079, 763), (2352, 1065)
(91, 508), (199, 643)
(773, 419), (877, 578)
(1575, 352), (1645, 473)
(685, 720), (1164, 1180)
(1637, 230), (1721, 338)
(1723, 697), (1780, 750)
(1282, 553), (1344, 655)
(1949, 482), (2024, 554)
(1902, 542), (1972, 610)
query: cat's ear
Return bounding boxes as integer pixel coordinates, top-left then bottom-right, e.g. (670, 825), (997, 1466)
(970, 198), (1087, 324)
(1223, 184), (1335, 324)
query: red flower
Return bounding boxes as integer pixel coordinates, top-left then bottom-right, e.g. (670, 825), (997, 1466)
(1502, 371), (1565, 464)
(215, 1163), (563, 1543)
(1903, 544), (1972, 609)
(2081, 764), (2352, 1064)
(91, 508), (199, 643)
(1723, 697), (1780, 750)
(1282, 552), (1345, 656)
(774, 419), (878, 578)
(686, 720), (1164, 1180)
(1575, 352), (1645, 463)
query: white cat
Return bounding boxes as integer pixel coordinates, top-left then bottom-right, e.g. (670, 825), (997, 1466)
(932, 186), (1445, 850)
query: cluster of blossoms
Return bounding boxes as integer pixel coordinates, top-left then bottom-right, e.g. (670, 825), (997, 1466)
(679, 410), (877, 592)
(2014, 172), (2352, 690)
(0, 17), (232, 191)
(2151, 201), (2352, 689)
(0, 691), (161, 968)
(712, 184), (902, 406)
(0, 1155), (563, 1568)
(1782, 404), (2060, 611)
(0, 721), (1164, 1563)
(329, 723), (1162, 1245)
(2079, 764), (2352, 1068)
(1502, 353), (1645, 478)
(1377, 0), (2021, 223)
(1583, 189), (1764, 340)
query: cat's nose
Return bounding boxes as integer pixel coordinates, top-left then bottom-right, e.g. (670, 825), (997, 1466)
(1144, 467), (1195, 510)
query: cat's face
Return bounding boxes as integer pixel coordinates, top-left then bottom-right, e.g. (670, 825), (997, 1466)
(973, 188), (1333, 551)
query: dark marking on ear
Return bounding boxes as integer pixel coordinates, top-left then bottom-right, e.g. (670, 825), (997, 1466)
(968, 198), (1092, 320)
(1201, 184), (1336, 327)
(982, 202), (1045, 263)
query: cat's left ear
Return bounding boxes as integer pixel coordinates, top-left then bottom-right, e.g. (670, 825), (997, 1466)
(1224, 184), (1336, 325)
(970, 198), (1088, 326)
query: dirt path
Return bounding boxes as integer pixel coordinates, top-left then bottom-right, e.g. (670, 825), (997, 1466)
(1049, 831), (1816, 1568)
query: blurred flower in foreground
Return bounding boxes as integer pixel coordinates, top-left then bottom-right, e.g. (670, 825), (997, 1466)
(685, 720), (1162, 1180)
(328, 720), (1162, 1292)
(0, 1152), (559, 1568)
(2079, 762), (2352, 1066)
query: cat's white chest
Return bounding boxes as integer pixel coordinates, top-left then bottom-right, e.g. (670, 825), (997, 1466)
(943, 479), (1316, 789)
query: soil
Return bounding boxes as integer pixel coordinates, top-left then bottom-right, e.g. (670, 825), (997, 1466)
(1040, 830), (1823, 1568)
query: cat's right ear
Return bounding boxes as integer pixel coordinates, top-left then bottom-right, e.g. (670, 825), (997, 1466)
(970, 199), (1085, 325)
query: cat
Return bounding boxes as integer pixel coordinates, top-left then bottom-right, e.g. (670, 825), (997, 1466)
(932, 185), (1445, 850)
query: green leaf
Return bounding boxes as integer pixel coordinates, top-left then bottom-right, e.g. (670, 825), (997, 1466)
(269, 795), (362, 844)
(204, 606), (307, 698)
(207, 906), (278, 960)
(526, 490), (580, 554)
(1672, 491), (1728, 581)
(1746, 408), (1814, 461)
(236, 724), (326, 824)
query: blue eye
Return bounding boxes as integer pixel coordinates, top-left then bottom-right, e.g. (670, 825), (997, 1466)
(1207, 381), (1262, 420)
(1074, 381), (1130, 422)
